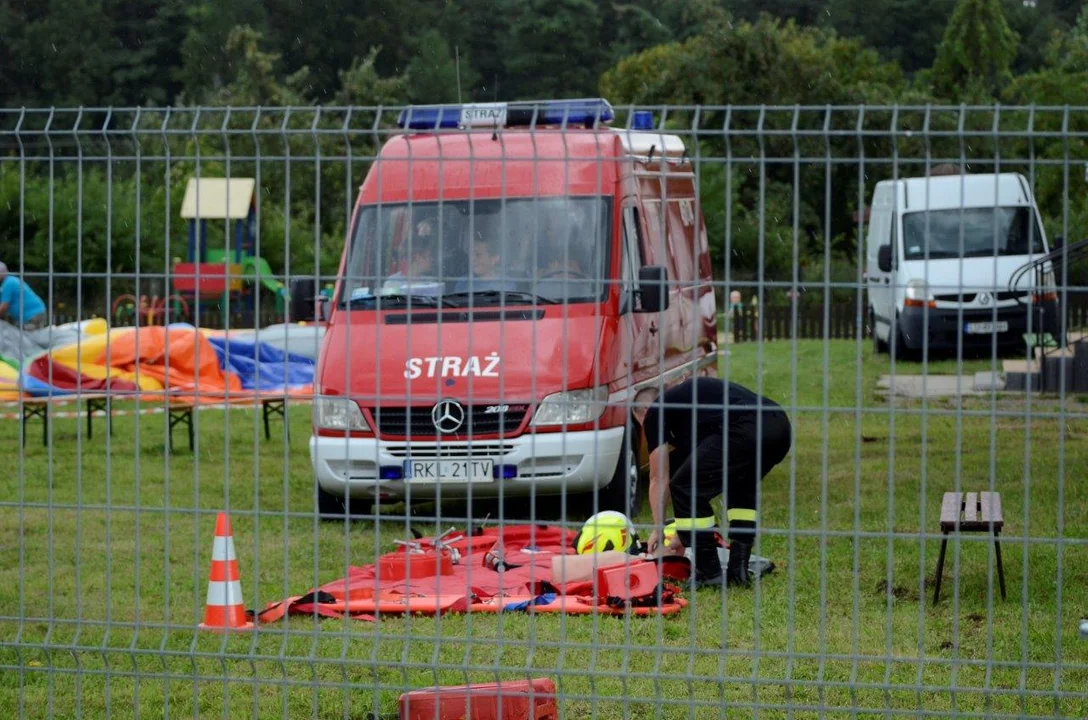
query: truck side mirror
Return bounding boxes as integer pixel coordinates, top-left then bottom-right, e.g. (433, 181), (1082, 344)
(636, 265), (670, 313)
(1053, 235), (1064, 250)
(877, 245), (893, 273)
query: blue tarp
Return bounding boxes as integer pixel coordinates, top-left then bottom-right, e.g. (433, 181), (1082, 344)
(205, 336), (316, 391)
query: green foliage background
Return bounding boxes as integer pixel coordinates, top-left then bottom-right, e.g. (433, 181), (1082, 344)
(1, 0), (1087, 310)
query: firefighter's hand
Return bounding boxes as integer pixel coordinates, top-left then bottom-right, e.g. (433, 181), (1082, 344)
(646, 530), (683, 557)
(646, 529), (663, 555)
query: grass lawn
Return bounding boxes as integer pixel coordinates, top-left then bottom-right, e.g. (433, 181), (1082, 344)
(1, 339), (1087, 719)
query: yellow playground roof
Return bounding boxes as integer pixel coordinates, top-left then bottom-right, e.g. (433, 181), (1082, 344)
(180, 178), (256, 220)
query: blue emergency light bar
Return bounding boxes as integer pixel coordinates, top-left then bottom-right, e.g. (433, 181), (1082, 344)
(397, 98), (615, 131)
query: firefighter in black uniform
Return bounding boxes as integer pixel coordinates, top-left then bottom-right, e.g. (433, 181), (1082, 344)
(633, 377), (793, 587)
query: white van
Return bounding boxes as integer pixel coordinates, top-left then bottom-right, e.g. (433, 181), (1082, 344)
(865, 172), (1059, 357)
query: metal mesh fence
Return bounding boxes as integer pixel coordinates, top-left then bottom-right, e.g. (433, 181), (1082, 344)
(1, 104), (1086, 719)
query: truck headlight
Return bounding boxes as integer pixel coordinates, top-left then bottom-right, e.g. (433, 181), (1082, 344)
(530, 386), (608, 427)
(905, 279), (935, 308)
(313, 396), (369, 431)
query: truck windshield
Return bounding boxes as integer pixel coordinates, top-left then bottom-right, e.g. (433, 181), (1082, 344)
(339, 196), (612, 308)
(901, 206), (1045, 260)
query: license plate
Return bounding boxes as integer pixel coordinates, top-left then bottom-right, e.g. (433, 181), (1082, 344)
(403, 459), (494, 483)
(965, 321), (1009, 334)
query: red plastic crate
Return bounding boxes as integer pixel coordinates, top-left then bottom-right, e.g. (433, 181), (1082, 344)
(398, 678), (557, 720)
(595, 561), (660, 601)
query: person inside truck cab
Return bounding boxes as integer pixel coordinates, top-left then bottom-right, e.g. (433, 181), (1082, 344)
(542, 238), (588, 277)
(384, 231), (436, 289)
(470, 232), (502, 279)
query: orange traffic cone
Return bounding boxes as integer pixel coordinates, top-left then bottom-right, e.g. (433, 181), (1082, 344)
(199, 512), (255, 632)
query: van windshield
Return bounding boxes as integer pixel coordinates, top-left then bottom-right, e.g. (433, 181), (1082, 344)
(901, 206), (1045, 260)
(339, 196), (612, 308)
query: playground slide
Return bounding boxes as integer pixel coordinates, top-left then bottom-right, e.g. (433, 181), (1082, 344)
(241, 255), (290, 300)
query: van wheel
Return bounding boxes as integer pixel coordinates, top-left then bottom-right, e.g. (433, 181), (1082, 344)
(316, 482), (348, 520)
(889, 322), (915, 362)
(871, 311), (888, 354)
(595, 427), (645, 517)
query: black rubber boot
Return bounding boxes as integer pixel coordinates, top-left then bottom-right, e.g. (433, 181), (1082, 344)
(725, 539), (753, 587)
(677, 530), (724, 587)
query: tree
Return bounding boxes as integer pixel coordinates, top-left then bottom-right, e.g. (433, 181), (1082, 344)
(405, 29), (479, 104)
(1000, 6), (1088, 247)
(261, 0), (390, 101)
(599, 2), (675, 67)
(204, 25), (302, 107)
(105, 0), (191, 106)
(334, 48), (409, 106)
(175, 0), (268, 103)
(501, 0), (604, 100)
(1, 0), (118, 106)
(600, 18), (910, 280)
(828, 0), (958, 74)
(930, 0), (1019, 100)
(723, 0), (828, 28)
(601, 16), (906, 107)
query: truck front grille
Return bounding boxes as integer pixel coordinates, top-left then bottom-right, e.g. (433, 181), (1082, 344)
(368, 405), (530, 439)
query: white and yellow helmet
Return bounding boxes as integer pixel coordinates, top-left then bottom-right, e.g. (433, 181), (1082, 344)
(574, 511), (637, 554)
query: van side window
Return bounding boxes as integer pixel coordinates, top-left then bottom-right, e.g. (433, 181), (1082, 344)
(622, 205), (645, 288)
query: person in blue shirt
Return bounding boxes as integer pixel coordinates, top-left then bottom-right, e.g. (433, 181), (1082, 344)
(0, 262), (47, 330)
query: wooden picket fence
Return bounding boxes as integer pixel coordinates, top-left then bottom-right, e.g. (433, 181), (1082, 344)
(726, 296), (1088, 343)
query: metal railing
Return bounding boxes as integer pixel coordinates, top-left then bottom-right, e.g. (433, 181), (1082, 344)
(1, 104), (1086, 720)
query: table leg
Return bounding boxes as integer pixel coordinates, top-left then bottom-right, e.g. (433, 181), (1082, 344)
(933, 532), (949, 606)
(994, 531), (1007, 601)
(263, 399), (287, 442)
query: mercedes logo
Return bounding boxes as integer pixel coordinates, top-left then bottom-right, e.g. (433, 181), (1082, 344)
(431, 399), (466, 434)
(978, 292), (991, 305)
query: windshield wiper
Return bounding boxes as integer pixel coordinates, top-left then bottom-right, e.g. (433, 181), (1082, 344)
(443, 290), (560, 306)
(342, 293), (450, 308)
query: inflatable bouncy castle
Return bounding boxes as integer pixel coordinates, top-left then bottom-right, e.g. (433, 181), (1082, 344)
(0, 319), (314, 403)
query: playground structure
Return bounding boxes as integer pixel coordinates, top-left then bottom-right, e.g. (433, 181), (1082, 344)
(172, 178), (290, 327)
(111, 294), (190, 327)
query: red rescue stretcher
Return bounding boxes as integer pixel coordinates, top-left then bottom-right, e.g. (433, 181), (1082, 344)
(254, 524), (699, 623)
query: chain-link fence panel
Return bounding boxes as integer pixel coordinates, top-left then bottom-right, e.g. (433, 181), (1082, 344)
(0, 103), (1086, 719)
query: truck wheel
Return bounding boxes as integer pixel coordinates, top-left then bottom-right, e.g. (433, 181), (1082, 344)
(595, 427), (645, 517)
(316, 482), (348, 520)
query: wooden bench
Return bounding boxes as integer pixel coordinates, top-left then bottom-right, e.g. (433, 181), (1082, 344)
(18, 393), (289, 450)
(260, 397), (288, 442)
(164, 396), (289, 449)
(166, 400), (197, 452)
(19, 393), (113, 448)
(933, 491), (1006, 605)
